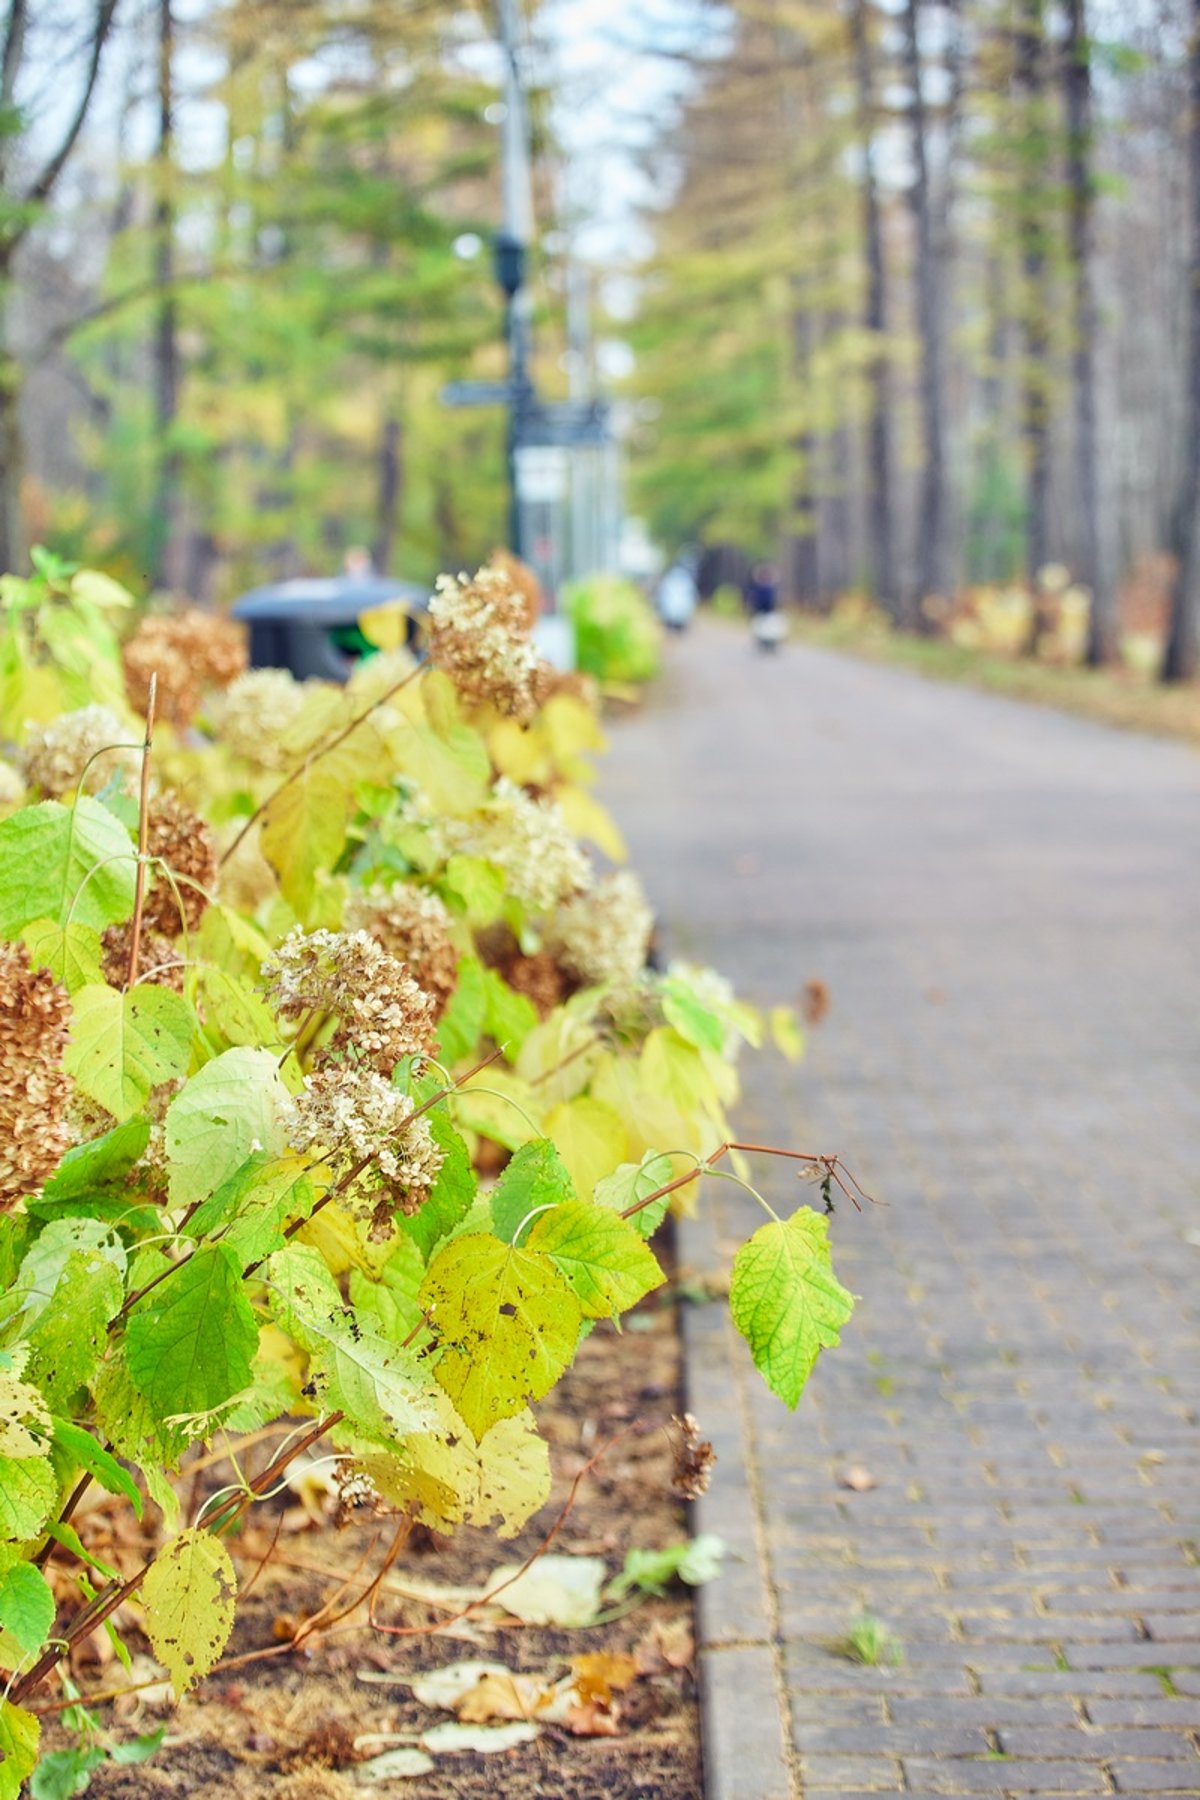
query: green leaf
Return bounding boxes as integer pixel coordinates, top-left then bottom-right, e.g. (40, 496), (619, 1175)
(64, 984), (195, 1122)
(419, 1235), (581, 1439)
(8, 1219), (126, 1331)
(183, 1154), (313, 1266)
(479, 966), (537, 1058)
(436, 956), (486, 1065)
(51, 1420), (142, 1518)
(29, 1744), (104, 1799)
(593, 1152), (677, 1239)
(729, 1208), (854, 1408)
(525, 1201), (664, 1319)
(194, 965), (280, 1052)
(490, 1140), (575, 1245)
(399, 1111), (476, 1260)
(439, 854), (506, 925)
(0, 1698), (40, 1800)
(20, 918), (103, 992)
(125, 1245), (259, 1425)
(0, 1561), (55, 1656)
(107, 1728), (166, 1766)
(0, 1457), (57, 1542)
(140, 1529), (237, 1694)
(266, 1245), (438, 1444)
(660, 980), (726, 1055)
(45, 1523), (120, 1583)
(165, 1048), (288, 1209)
(0, 798), (135, 934)
(39, 1120), (149, 1204)
(23, 1250), (123, 1408)
(607, 1533), (726, 1599)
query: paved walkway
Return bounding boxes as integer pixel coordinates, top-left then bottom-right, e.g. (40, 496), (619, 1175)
(599, 625), (1200, 1800)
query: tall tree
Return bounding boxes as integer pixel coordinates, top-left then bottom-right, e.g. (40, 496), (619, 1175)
(0, 0), (120, 572)
(1012, 0), (1055, 605)
(851, 0), (899, 621)
(903, 0), (949, 611)
(1064, 0), (1113, 665)
(1162, 0), (1200, 682)
(151, 0), (180, 590)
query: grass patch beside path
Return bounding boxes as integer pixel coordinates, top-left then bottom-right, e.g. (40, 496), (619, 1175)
(787, 613), (1200, 749)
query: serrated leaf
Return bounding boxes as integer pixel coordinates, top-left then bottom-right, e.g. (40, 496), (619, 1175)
(0, 1561), (55, 1656)
(0, 1457), (57, 1542)
(266, 1245), (438, 1444)
(126, 1245), (258, 1425)
(39, 1120), (150, 1204)
(0, 1698), (40, 1800)
(440, 854), (506, 925)
(361, 1397), (550, 1540)
(400, 1110), (476, 1260)
(436, 956), (486, 1066)
(9, 1219), (126, 1329)
(525, 1201), (663, 1319)
(23, 1250), (123, 1408)
(479, 966), (537, 1058)
(593, 1152), (677, 1239)
(729, 1208), (854, 1408)
(165, 1048), (288, 1209)
(543, 1097), (628, 1203)
(0, 798), (135, 934)
(140, 1529), (237, 1694)
(419, 1235), (581, 1439)
(194, 965), (279, 1051)
(260, 722), (387, 914)
(183, 1154), (313, 1265)
(0, 1376), (51, 1457)
(51, 1420), (142, 1518)
(65, 984), (195, 1122)
(20, 918), (102, 992)
(386, 718), (490, 816)
(490, 1140), (575, 1245)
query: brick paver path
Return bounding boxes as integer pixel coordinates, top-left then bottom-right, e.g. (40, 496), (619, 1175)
(599, 627), (1200, 1800)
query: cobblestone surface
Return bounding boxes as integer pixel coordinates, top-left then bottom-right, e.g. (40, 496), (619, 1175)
(599, 627), (1200, 1799)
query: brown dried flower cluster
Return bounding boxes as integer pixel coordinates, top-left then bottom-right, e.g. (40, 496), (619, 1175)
(142, 791), (216, 936)
(262, 928), (437, 1073)
(279, 1066), (443, 1233)
(500, 948), (568, 1020)
(0, 942), (72, 1207)
(100, 923), (185, 992)
(343, 884), (459, 1018)
(487, 549), (543, 629)
(426, 564), (550, 721)
(670, 1412), (717, 1500)
(18, 705), (137, 798)
(123, 608), (246, 724)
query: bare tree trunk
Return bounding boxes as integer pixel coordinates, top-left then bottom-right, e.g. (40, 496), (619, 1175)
(851, 0), (899, 622)
(1014, 0), (1053, 628)
(903, 0), (948, 615)
(0, 316), (21, 573)
(1163, 0), (1200, 682)
(373, 414), (402, 575)
(152, 0), (181, 591)
(1064, 0), (1113, 666)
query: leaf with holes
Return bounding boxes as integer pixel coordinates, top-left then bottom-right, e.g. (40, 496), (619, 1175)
(65, 984), (195, 1122)
(0, 1562), (54, 1658)
(0, 1698), (39, 1800)
(140, 1529), (238, 1694)
(729, 1207), (854, 1408)
(125, 1245), (258, 1426)
(165, 1048), (288, 1209)
(0, 798), (135, 934)
(526, 1202), (663, 1320)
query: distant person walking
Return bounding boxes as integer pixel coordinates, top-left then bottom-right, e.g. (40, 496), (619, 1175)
(656, 560), (698, 633)
(744, 560), (784, 651)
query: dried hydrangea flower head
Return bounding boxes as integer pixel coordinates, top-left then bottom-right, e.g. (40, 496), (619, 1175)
(343, 884), (459, 1018)
(262, 927), (437, 1073)
(426, 564), (549, 721)
(445, 777), (589, 916)
(123, 608), (246, 725)
(18, 705), (137, 798)
(0, 941), (72, 1207)
(209, 667), (308, 768)
(100, 923), (185, 992)
(141, 791), (217, 936)
(547, 869), (654, 990)
(279, 1066), (443, 1234)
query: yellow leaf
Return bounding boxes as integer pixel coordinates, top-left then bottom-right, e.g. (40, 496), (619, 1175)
(544, 1096), (629, 1200)
(555, 786), (627, 861)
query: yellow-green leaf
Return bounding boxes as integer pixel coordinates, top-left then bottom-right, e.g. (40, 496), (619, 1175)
(0, 1698), (40, 1799)
(20, 917), (103, 991)
(730, 1208), (854, 1408)
(544, 1096), (628, 1202)
(526, 1201), (664, 1319)
(65, 984), (195, 1121)
(140, 1529), (237, 1694)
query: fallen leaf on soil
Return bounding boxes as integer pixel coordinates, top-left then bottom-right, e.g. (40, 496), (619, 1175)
(354, 1747), (435, 1783)
(633, 1617), (695, 1674)
(456, 1670), (557, 1723)
(408, 1660), (511, 1710)
(565, 1698), (621, 1736)
(484, 1553), (606, 1626)
(420, 1720), (541, 1754)
(570, 1651), (638, 1705)
(838, 1465), (877, 1492)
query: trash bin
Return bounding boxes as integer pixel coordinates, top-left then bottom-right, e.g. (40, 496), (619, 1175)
(231, 576), (428, 682)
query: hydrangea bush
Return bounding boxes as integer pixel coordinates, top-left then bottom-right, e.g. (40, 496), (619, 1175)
(0, 551), (855, 1791)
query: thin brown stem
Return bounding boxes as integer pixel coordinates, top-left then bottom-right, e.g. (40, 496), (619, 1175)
(125, 672), (157, 989)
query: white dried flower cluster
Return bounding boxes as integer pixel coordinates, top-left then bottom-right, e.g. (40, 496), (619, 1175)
(343, 883), (459, 1015)
(18, 705), (136, 797)
(210, 668), (308, 767)
(440, 778), (589, 915)
(262, 927), (437, 1072)
(427, 565), (547, 721)
(548, 870), (654, 989)
(280, 1066), (443, 1227)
